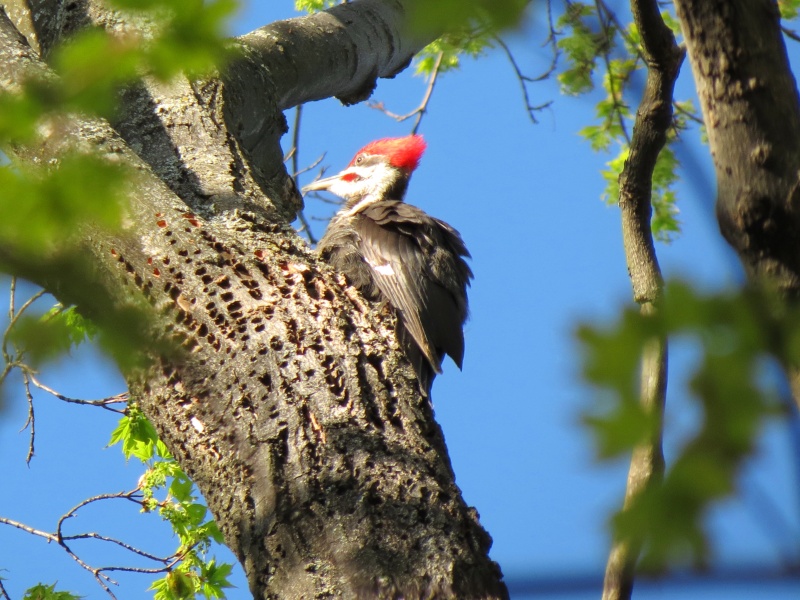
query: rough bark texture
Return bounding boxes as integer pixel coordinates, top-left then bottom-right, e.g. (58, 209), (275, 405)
(0, 1), (506, 598)
(675, 1), (800, 289)
(674, 0), (800, 409)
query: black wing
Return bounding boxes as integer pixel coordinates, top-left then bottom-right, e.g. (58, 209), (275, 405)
(355, 201), (473, 375)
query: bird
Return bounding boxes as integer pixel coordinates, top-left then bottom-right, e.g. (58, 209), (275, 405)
(303, 134), (473, 396)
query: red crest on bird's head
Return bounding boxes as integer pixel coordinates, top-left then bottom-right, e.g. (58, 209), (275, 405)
(350, 135), (427, 172)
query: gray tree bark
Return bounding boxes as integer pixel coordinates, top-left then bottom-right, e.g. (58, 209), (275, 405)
(0, 1), (507, 598)
(675, 0), (800, 291)
(674, 0), (800, 409)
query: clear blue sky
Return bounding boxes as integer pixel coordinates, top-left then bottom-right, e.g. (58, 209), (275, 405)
(1, 2), (799, 599)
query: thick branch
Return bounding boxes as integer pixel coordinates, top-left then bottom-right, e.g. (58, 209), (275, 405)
(674, 0), (800, 410)
(236, 0), (432, 111)
(675, 0), (800, 289)
(603, 2), (683, 599)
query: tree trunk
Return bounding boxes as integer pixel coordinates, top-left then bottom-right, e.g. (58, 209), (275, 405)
(674, 0), (800, 409)
(675, 0), (800, 287)
(0, 1), (507, 598)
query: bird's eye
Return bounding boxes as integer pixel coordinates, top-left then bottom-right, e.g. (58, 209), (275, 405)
(355, 155), (365, 165)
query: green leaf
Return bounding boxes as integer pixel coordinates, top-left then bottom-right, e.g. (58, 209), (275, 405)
(40, 305), (98, 347)
(580, 280), (785, 568)
(779, 0), (800, 20)
(294, 0), (339, 12)
(407, 0), (529, 34)
(415, 31), (493, 76)
(166, 570), (194, 599)
(109, 404), (162, 461)
(169, 472), (194, 502)
(556, 3), (605, 96)
(201, 560), (234, 599)
(0, 155), (125, 256)
(51, 29), (143, 117)
(186, 503), (208, 526)
(23, 583), (81, 600)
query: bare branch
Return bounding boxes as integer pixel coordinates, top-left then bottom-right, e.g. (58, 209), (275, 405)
(782, 24), (800, 43)
(673, 99), (704, 124)
(29, 375), (128, 413)
(289, 105), (318, 245)
(21, 371), (35, 464)
(61, 532), (175, 564)
(0, 489), (180, 599)
(367, 51), (444, 133)
(56, 490), (143, 538)
(602, 0), (684, 598)
(0, 516), (58, 542)
(595, 0), (632, 144)
(494, 37), (554, 124)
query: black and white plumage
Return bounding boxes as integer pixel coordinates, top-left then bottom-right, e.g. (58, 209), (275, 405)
(303, 135), (472, 395)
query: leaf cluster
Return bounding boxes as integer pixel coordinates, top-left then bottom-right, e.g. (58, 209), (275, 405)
(22, 582), (81, 600)
(557, 3), (687, 241)
(779, 0), (800, 21)
(293, 0), (340, 13)
(579, 280), (791, 568)
(415, 30), (494, 76)
(109, 405), (233, 599)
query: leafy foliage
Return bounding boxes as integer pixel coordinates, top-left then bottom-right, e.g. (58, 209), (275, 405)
(406, 0), (529, 34)
(557, 3), (606, 96)
(579, 281), (788, 567)
(22, 583), (82, 600)
(558, 3), (687, 241)
(415, 30), (494, 76)
(109, 406), (233, 599)
(294, 0), (340, 12)
(0, 156), (125, 254)
(779, 0), (800, 20)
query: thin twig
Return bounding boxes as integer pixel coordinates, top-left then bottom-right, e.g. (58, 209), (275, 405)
(289, 105), (318, 245)
(294, 153), (325, 179)
(0, 575), (10, 600)
(594, 0), (632, 145)
(56, 490), (144, 543)
(0, 516), (57, 541)
(0, 488), (182, 599)
(28, 375), (128, 413)
(673, 99), (703, 124)
(6, 287), (46, 335)
(62, 532), (174, 563)
(21, 371), (35, 464)
(367, 51), (444, 133)
(494, 36), (554, 124)
(782, 25), (800, 43)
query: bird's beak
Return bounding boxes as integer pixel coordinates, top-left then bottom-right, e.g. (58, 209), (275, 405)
(301, 174), (340, 193)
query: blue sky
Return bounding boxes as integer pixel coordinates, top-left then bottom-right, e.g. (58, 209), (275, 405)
(1, 2), (799, 599)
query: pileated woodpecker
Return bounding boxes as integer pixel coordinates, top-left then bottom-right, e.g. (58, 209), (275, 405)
(303, 135), (472, 396)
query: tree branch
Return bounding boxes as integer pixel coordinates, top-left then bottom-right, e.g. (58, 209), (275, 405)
(674, 0), (800, 412)
(29, 375), (128, 413)
(235, 0), (434, 111)
(1, 489), (184, 599)
(368, 50), (443, 132)
(602, 1), (684, 599)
